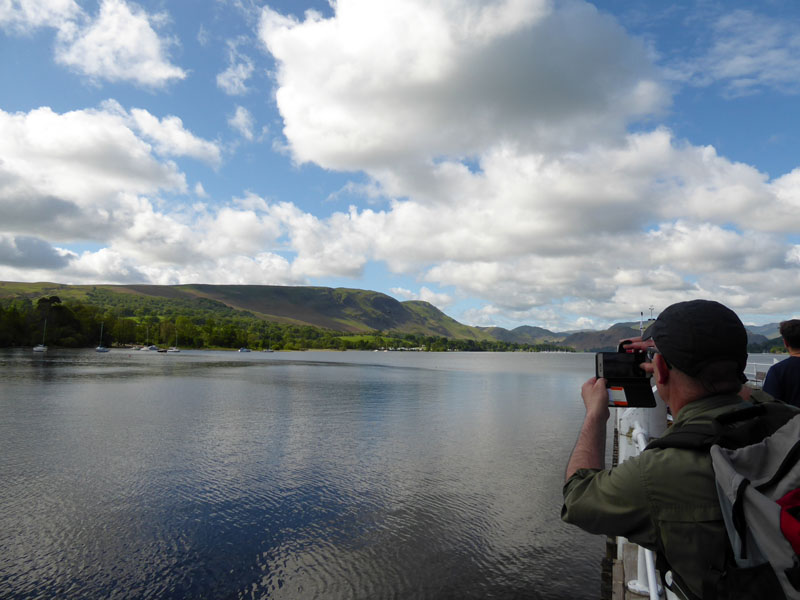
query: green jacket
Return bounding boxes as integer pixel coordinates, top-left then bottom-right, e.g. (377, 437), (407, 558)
(561, 394), (750, 599)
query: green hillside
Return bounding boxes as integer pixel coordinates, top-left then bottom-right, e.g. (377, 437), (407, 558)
(0, 282), (777, 353)
(102, 283), (496, 338)
(181, 284), (494, 338)
(0, 282), (513, 349)
(478, 325), (561, 344)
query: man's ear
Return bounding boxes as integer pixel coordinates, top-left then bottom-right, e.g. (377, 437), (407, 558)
(653, 354), (670, 386)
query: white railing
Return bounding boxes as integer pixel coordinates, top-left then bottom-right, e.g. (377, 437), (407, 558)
(614, 390), (667, 600)
(744, 358), (779, 388)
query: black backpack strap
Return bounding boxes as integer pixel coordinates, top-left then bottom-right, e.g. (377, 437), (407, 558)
(645, 402), (800, 452)
(653, 540), (705, 600)
(756, 433), (800, 492)
(787, 556), (800, 592)
(645, 423), (717, 451)
(644, 402), (758, 452)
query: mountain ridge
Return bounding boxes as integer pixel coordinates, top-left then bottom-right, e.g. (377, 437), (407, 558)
(0, 281), (782, 350)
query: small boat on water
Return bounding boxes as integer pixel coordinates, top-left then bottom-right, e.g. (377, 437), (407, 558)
(33, 319), (47, 352)
(262, 348), (274, 353)
(166, 330), (179, 352)
(96, 322), (110, 352)
(238, 347), (251, 352)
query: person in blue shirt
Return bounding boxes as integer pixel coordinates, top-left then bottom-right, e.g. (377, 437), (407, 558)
(763, 319), (800, 407)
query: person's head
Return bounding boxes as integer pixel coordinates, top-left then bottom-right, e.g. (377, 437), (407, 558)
(643, 299), (748, 397)
(779, 319), (800, 351)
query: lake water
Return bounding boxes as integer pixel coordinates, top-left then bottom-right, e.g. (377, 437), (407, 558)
(0, 349), (606, 599)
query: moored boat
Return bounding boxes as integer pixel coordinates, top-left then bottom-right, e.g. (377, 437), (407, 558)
(96, 322), (110, 352)
(33, 319), (47, 352)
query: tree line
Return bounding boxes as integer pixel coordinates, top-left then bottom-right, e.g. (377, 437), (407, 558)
(747, 338), (788, 354)
(0, 295), (574, 353)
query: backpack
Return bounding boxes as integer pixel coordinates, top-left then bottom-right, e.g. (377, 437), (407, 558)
(645, 399), (800, 600)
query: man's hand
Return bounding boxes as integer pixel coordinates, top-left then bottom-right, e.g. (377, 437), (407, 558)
(581, 376), (610, 421)
(621, 336), (656, 375)
(566, 377), (612, 480)
(620, 336), (654, 352)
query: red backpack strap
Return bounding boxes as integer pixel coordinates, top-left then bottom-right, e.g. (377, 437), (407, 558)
(777, 488), (800, 555)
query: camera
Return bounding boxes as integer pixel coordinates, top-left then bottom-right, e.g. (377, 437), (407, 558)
(595, 341), (656, 407)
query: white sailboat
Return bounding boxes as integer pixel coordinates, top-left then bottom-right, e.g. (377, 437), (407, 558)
(143, 325), (158, 350)
(167, 329), (180, 352)
(33, 319), (47, 352)
(96, 322), (110, 352)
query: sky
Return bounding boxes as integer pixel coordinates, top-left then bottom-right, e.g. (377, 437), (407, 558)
(1, 0), (799, 331)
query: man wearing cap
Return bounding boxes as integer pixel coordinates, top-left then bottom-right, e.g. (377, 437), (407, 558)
(560, 299), (796, 600)
(763, 319), (800, 407)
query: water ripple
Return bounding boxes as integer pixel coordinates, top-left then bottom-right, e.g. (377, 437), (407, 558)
(0, 349), (603, 599)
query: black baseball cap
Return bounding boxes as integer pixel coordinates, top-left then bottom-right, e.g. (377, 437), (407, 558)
(642, 299), (748, 383)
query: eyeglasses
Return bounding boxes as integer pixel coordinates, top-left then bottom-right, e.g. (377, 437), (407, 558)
(646, 347), (671, 369)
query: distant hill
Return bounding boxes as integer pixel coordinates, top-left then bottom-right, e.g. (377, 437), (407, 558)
(477, 325), (560, 344)
(745, 323), (781, 340)
(561, 323), (645, 352)
(746, 332), (769, 346)
(0, 281), (496, 341)
(0, 281), (783, 349)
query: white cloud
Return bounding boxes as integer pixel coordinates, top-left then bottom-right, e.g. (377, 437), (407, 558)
(0, 233), (73, 268)
(271, 202), (372, 278)
(0, 105), (187, 240)
(390, 286), (452, 309)
(217, 60), (254, 95)
(217, 41), (255, 95)
(128, 107), (222, 165)
(56, 243), (300, 287)
(260, 0), (667, 170)
(681, 10), (800, 97)
(0, 103), (301, 285)
(254, 0), (796, 284)
(390, 287), (414, 300)
(460, 304), (502, 327)
(228, 106), (255, 140)
(0, 101), (220, 277)
(65, 247), (148, 282)
(196, 206), (282, 258)
(5, 0), (800, 330)
(54, 0), (186, 87)
(197, 24), (210, 46)
(0, 0), (81, 32)
(255, 120), (799, 327)
(155, 253), (298, 285)
(417, 286), (453, 308)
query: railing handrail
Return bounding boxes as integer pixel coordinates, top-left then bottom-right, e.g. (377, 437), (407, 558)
(743, 359), (779, 385)
(615, 390), (666, 599)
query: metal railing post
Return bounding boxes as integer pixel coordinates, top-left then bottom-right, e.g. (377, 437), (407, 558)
(615, 391), (667, 600)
